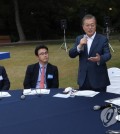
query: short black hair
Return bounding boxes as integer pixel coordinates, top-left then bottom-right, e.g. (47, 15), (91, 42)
(34, 44), (48, 56)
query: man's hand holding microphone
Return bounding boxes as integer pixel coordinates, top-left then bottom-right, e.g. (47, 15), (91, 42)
(77, 35), (87, 50)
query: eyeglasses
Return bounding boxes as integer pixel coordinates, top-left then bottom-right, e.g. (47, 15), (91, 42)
(84, 24), (96, 28)
(38, 51), (48, 56)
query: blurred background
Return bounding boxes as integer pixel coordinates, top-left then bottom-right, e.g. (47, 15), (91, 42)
(0, 0), (119, 42)
(0, 0), (120, 90)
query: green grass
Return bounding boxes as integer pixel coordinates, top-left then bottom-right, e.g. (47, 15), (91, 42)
(0, 39), (120, 90)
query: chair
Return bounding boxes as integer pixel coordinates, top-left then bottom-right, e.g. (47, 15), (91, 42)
(107, 67), (120, 94)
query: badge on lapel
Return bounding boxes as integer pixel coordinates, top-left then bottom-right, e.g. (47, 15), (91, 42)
(47, 74), (53, 79)
(0, 75), (3, 80)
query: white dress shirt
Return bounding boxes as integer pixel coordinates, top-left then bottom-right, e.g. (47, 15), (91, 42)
(86, 32), (96, 54)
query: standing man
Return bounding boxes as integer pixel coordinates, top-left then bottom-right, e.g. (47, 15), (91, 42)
(69, 14), (111, 92)
(23, 44), (59, 89)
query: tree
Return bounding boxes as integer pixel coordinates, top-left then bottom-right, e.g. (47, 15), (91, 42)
(13, 0), (25, 41)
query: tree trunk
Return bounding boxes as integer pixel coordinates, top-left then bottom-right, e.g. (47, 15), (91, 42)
(13, 0), (26, 41)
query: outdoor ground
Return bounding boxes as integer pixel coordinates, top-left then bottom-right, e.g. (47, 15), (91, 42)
(0, 39), (120, 90)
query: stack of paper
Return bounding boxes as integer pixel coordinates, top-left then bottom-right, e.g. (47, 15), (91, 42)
(105, 97), (120, 106)
(0, 92), (11, 97)
(23, 89), (50, 95)
(74, 90), (99, 97)
(53, 90), (99, 98)
(53, 93), (70, 98)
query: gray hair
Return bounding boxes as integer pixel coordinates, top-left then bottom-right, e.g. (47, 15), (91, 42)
(82, 14), (97, 25)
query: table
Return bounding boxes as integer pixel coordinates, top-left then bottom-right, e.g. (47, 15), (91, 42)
(0, 89), (119, 134)
(0, 52), (10, 60)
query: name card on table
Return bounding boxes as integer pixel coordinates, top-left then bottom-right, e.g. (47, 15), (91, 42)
(0, 52), (10, 60)
(23, 89), (50, 95)
(0, 92), (11, 97)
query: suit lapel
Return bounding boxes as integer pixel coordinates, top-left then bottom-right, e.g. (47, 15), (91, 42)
(46, 63), (50, 80)
(34, 63), (40, 83)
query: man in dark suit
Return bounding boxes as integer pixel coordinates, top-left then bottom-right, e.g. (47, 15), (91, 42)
(69, 14), (111, 92)
(0, 66), (10, 90)
(23, 45), (59, 89)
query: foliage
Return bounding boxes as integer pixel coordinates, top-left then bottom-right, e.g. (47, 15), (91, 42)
(0, 0), (120, 40)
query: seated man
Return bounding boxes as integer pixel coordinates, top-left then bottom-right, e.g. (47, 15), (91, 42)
(0, 66), (10, 90)
(23, 44), (59, 89)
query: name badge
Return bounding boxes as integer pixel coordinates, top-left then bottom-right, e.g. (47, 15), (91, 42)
(0, 75), (3, 80)
(47, 74), (53, 79)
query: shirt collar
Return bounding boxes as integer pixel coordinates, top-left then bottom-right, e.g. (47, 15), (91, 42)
(86, 32), (96, 40)
(39, 63), (47, 68)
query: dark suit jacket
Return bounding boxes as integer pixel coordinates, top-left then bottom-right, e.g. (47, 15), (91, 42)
(0, 66), (10, 90)
(69, 33), (111, 89)
(23, 63), (59, 89)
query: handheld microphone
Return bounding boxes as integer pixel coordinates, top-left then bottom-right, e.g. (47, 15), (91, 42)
(93, 104), (112, 111)
(20, 94), (26, 100)
(81, 35), (87, 51)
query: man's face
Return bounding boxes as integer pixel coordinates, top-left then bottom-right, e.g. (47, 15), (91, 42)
(82, 18), (96, 37)
(37, 48), (49, 64)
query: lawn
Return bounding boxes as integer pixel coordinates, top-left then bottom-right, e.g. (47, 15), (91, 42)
(0, 39), (120, 90)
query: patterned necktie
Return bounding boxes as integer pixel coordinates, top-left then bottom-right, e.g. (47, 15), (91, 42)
(40, 66), (45, 88)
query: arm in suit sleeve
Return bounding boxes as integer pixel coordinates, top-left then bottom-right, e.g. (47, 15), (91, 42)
(99, 37), (112, 65)
(0, 66), (10, 90)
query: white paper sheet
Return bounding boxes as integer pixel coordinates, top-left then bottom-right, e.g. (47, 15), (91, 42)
(74, 90), (99, 97)
(105, 97), (120, 106)
(23, 89), (50, 95)
(53, 93), (70, 98)
(35, 89), (50, 94)
(0, 92), (11, 97)
(53, 90), (99, 98)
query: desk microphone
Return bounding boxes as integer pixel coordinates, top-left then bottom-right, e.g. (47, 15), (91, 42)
(0, 92), (3, 100)
(20, 94), (26, 100)
(93, 104), (112, 111)
(35, 88), (41, 97)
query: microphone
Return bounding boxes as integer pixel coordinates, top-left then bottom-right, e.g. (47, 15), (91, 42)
(35, 88), (41, 97)
(0, 92), (3, 100)
(20, 94), (26, 100)
(93, 104), (112, 111)
(81, 35), (87, 51)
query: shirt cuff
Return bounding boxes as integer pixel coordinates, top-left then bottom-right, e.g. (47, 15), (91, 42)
(77, 45), (81, 52)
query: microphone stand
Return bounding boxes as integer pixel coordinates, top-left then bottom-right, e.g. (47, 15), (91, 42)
(59, 28), (68, 52)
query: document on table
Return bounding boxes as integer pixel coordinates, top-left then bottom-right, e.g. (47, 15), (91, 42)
(105, 97), (120, 106)
(74, 90), (99, 97)
(23, 89), (50, 95)
(0, 92), (11, 97)
(53, 93), (70, 98)
(53, 90), (99, 98)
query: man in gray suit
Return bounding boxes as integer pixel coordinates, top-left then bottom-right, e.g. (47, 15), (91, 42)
(69, 14), (111, 92)
(23, 45), (59, 89)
